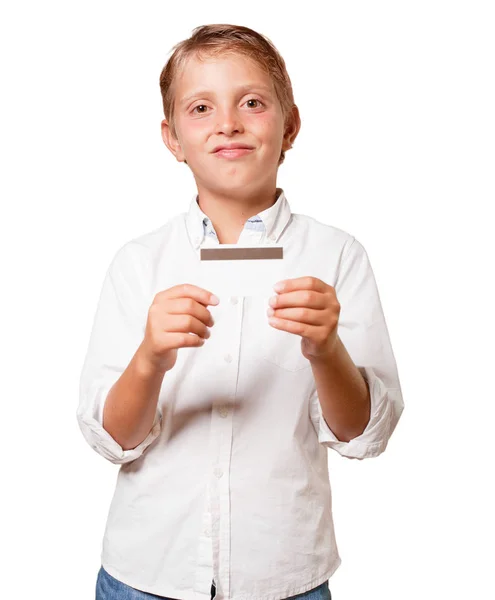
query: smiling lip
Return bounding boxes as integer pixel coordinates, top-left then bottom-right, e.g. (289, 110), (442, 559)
(213, 148), (254, 159)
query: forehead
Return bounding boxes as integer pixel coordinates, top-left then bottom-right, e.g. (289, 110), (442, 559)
(175, 52), (274, 94)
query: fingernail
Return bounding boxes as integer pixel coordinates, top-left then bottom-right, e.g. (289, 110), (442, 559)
(210, 294), (220, 305)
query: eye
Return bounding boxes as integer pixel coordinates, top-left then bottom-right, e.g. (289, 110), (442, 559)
(192, 104), (209, 114)
(191, 98), (264, 115)
(245, 98), (263, 109)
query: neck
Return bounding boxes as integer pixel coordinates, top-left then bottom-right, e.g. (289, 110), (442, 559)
(197, 185), (280, 244)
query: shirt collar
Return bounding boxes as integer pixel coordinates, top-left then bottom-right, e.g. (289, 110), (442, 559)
(185, 187), (292, 250)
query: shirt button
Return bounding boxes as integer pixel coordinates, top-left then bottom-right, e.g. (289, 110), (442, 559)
(218, 405), (229, 417)
(269, 234), (276, 241)
(229, 296), (238, 305)
(204, 529), (211, 537)
(224, 354), (232, 363)
(214, 467), (223, 478)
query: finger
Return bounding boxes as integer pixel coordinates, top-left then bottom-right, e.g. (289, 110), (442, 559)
(161, 283), (220, 307)
(268, 306), (322, 326)
(166, 313), (212, 340)
(166, 331), (207, 347)
(268, 314), (310, 337)
(167, 297), (215, 328)
(270, 289), (327, 310)
(273, 276), (327, 294)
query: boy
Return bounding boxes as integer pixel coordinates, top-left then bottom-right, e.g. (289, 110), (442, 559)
(78, 24), (404, 600)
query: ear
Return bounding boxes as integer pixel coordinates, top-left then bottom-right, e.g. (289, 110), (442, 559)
(161, 119), (186, 162)
(281, 105), (301, 152)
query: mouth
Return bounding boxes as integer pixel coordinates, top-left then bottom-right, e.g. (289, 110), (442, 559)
(213, 148), (254, 159)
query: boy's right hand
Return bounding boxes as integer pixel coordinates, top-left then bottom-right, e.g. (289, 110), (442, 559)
(139, 284), (219, 373)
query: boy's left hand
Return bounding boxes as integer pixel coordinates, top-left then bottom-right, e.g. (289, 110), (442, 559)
(267, 277), (340, 361)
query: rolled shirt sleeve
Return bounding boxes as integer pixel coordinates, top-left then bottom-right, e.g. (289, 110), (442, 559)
(310, 237), (404, 460)
(76, 242), (162, 465)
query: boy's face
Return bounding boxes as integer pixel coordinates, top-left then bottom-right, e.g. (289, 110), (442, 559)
(161, 53), (297, 196)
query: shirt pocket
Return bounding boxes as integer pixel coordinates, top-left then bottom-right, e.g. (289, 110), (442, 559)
(257, 294), (312, 372)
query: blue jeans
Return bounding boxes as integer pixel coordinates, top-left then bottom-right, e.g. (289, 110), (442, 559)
(96, 566), (331, 600)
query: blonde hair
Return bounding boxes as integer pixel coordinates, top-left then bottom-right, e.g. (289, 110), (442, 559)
(159, 24), (296, 165)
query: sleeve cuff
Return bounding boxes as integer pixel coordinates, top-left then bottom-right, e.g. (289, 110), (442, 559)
(77, 383), (162, 465)
(310, 366), (394, 460)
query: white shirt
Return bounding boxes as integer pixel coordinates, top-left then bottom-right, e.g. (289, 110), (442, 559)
(77, 187), (404, 600)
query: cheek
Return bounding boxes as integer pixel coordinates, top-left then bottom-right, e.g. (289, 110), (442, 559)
(249, 114), (284, 143)
(176, 118), (206, 147)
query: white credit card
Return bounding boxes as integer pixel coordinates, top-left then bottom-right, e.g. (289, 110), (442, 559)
(198, 244), (284, 299)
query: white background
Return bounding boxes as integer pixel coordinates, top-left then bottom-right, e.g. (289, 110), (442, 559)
(1, 1), (494, 598)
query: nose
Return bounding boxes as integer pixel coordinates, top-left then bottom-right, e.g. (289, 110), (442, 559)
(215, 106), (244, 136)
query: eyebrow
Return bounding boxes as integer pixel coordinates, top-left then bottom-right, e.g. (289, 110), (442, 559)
(180, 83), (273, 108)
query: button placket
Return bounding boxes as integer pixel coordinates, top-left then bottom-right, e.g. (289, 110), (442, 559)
(206, 289), (239, 598)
